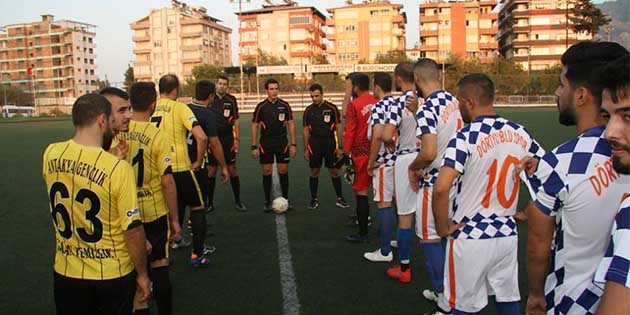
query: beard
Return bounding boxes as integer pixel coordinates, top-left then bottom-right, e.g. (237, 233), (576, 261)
(351, 91), (358, 98)
(612, 155), (630, 174)
(557, 100), (577, 126)
(460, 107), (472, 124)
(101, 129), (115, 151)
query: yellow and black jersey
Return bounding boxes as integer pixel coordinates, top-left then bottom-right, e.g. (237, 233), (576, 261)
(151, 98), (199, 172)
(42, 140), (141, 280)
(117, 120), (172, 223)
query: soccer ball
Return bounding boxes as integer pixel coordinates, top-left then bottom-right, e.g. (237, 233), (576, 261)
(272, 197), (289, 214)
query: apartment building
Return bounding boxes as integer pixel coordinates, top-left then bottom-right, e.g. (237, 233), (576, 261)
(419, 0), (499, 63)
(0, 15), (97, 104)
(327, 0), (406, 64)
(131, 0), (232, 82)
(497, 0), (591, 69)
(237, 3), (326, 66)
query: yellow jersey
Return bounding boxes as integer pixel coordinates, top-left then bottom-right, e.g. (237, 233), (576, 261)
(43, 140), (141, 280)
(117, 120), (172, 223)
(151, 98), (198, 172)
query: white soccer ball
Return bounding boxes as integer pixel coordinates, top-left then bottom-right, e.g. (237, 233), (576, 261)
(272, 197), (289, 214)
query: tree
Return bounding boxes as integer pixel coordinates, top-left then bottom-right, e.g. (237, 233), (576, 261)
(123, 65), (135, 93)
(373, 50), (411, 64)
(570, 0), (611, 36)
(181, 64), (227, 97)
(312, 54), (329, 65)
(95, 78), (110, 90)
(0, 85), (30, 106)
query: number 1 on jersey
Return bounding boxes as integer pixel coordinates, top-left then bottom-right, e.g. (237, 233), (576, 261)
(132, 149), (144, 187)
(481, 155), (520, 209)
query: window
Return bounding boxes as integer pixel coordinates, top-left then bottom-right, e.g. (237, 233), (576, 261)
(289, 15), (311, 24)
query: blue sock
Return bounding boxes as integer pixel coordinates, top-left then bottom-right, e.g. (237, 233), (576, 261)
(378, 207), (394, 255)
(420, 242), (446, 293)
(453, 310), (476, 315)
(397, 228), (413, 270)
(495, 300), (519, 315)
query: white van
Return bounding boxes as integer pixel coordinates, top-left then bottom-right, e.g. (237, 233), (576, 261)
(1, 105), (36, 118)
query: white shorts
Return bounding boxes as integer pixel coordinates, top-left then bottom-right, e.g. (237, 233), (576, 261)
(415, 186), (439, 240)
(394, 154), (419, 215)
(443, 236), (520, 313)
(372, 165), (394, 203)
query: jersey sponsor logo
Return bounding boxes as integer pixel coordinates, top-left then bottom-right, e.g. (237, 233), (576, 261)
(589, 157), (621, 196)
(278, 113), (285, 122)
(360, 104), (373, 116)
(188, 115), (196, 121)
(46, 158), (108, 187)
(126, 207), (140, 218)
(57, 242), (117, 260)
(476, 130), (530, 158)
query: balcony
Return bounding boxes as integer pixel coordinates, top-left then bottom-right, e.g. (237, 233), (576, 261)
(290, 51), (313, 58)
(420, 30), (438, 37)
(182, 44), (202, 51)
(392, 15), (405, 24)
(182, 56), (203, 63)
(327, 33), (336, 40)
(326, 19), (335, 27)
(479, 42), (499, 49)
(421, 15), (439, 23)
(133, 47), (151, 54)
(131, 21), (150, 30)
(479, 28), (498, 36)
(181, 31), (202, 38)
(420, 44), (439, 51)
(393, 28), (404, 36)
(132, 35), (150, 42)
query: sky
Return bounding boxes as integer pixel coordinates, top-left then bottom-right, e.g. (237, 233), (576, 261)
(0, 0), (422, 83)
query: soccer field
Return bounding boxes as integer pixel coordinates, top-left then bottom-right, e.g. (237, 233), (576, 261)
(0, 108), (575, 315)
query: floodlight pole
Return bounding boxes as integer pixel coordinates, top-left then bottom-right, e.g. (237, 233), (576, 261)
(231, 0), (250, 107)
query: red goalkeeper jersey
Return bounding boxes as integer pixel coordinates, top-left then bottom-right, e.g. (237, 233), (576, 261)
(343, 92), (378, 157)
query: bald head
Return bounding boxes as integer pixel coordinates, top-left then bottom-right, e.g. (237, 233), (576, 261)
(457, 73), (495, 107)
(394, 62), (414, 83)
(413, 58), (440, 84)
(159, 74), (180, 99)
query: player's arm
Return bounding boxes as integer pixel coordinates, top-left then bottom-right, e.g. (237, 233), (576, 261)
(251, 103), (262, 158)
(191, 125), (207, 171)
(233, 97), (240, 152)
(206, 113), (228, 181)
(526, 200), (555, 312)
(410, 108), (438, 171)
(287, 104), (297, 157)
(303, 113), (311, 161)
(598, 282), (630, 315)
(367, 123), (384, 175)
(161, 171), (180, 241)
(343, 103), (356, 155)
(432, 166), (463, 237)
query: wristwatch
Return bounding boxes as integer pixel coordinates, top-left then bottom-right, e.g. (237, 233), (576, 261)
(251, 145), (258, 150)
(290, 144), (297, 147)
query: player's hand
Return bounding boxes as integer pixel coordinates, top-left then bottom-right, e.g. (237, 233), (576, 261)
(513, 156), (539, 181)
(405, 93), (419, 109)
(367, 160), (380, 177)
(384, 140), (397, 153)
(526, 294), (547, 315)
(514, 211), (528, 222)
(135, 274), (151, 304)
(169, 220), (181, 243)
(145, 240), (152, 255)
(441, 222), (465, 237)
(408, 168), (424, 193)
(109, 139), (129, 159)
(336, 149), (344, 160)
(190, 161), (202, 172)
(289, 146), (297, 158)
(233, 141), (239, 154)
(304, 151), (310, 161)
(251, 149), (259, 159)
(220, 168), (229, 184)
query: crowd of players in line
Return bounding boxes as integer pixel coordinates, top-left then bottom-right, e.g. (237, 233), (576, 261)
(42, 40), (630, 315)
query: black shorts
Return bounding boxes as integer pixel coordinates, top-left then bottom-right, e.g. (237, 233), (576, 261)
(308, 138), (338, 169)
(145, 215), (169, 262)
(194, 168), (209, 201)
(54, 271), (135, 315)
(173, 170), (204, 208)
(209, 136), (236, 166)
(259, 142), (290, 165)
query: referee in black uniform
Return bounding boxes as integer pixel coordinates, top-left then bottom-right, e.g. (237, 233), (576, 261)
(187, 81), (229, 255)
(251, 78), (297, 211)
(207, 75), (246, 211)
(303, 83), (350, 210)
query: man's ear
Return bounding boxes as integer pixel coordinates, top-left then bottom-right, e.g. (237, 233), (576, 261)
(97, 113), (107, 129)
(573, 86), (589, 107)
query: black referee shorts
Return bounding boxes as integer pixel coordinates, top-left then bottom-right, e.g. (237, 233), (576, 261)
(259, 142), (290, 165)
(54, 271), (135, 315)
(173, 170), (204, 208)
(144, 215), (169, 262)
(208, 136), (236, 166)
(308, 138), (338, 169)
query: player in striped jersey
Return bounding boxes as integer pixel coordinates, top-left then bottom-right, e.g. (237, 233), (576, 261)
(524, 42), (629, 315)
(117, 82), (181, 315)
(592, 54), (630, 315)
(44, 94), (150, 314)
(407, 58), (461, 314)
(382, 62), (421, 283)
(364, 72), (398, 262)
(434, 74), (545, 314)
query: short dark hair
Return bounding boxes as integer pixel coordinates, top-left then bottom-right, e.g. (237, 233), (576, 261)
(394, 62), (414, 83)
(594, 54), (630, 103)
(217, 74), (229, 83)
(99, 87), (129, 100)
(349, 72), (369, 91)
(158, 74), (180, 94)
(374, 72), (393, 93)
(195, 80), (215, 101)
(264, 78), (279, 90)
(457, 73), (495, 106)
(72, 93), (112, 127)
(309, 83), (323, 93)
(129, 82), (157, 112)
(561, 41), (628, 106)
(414, 58), (439, 82)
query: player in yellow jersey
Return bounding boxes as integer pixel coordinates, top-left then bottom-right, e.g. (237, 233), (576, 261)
(116, 82), (181, 315)
(152, 74), (210, 267)
(43, 93), (150, 315)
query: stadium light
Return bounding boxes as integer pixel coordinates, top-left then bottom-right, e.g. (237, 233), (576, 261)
(231, 0), (251, 106)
